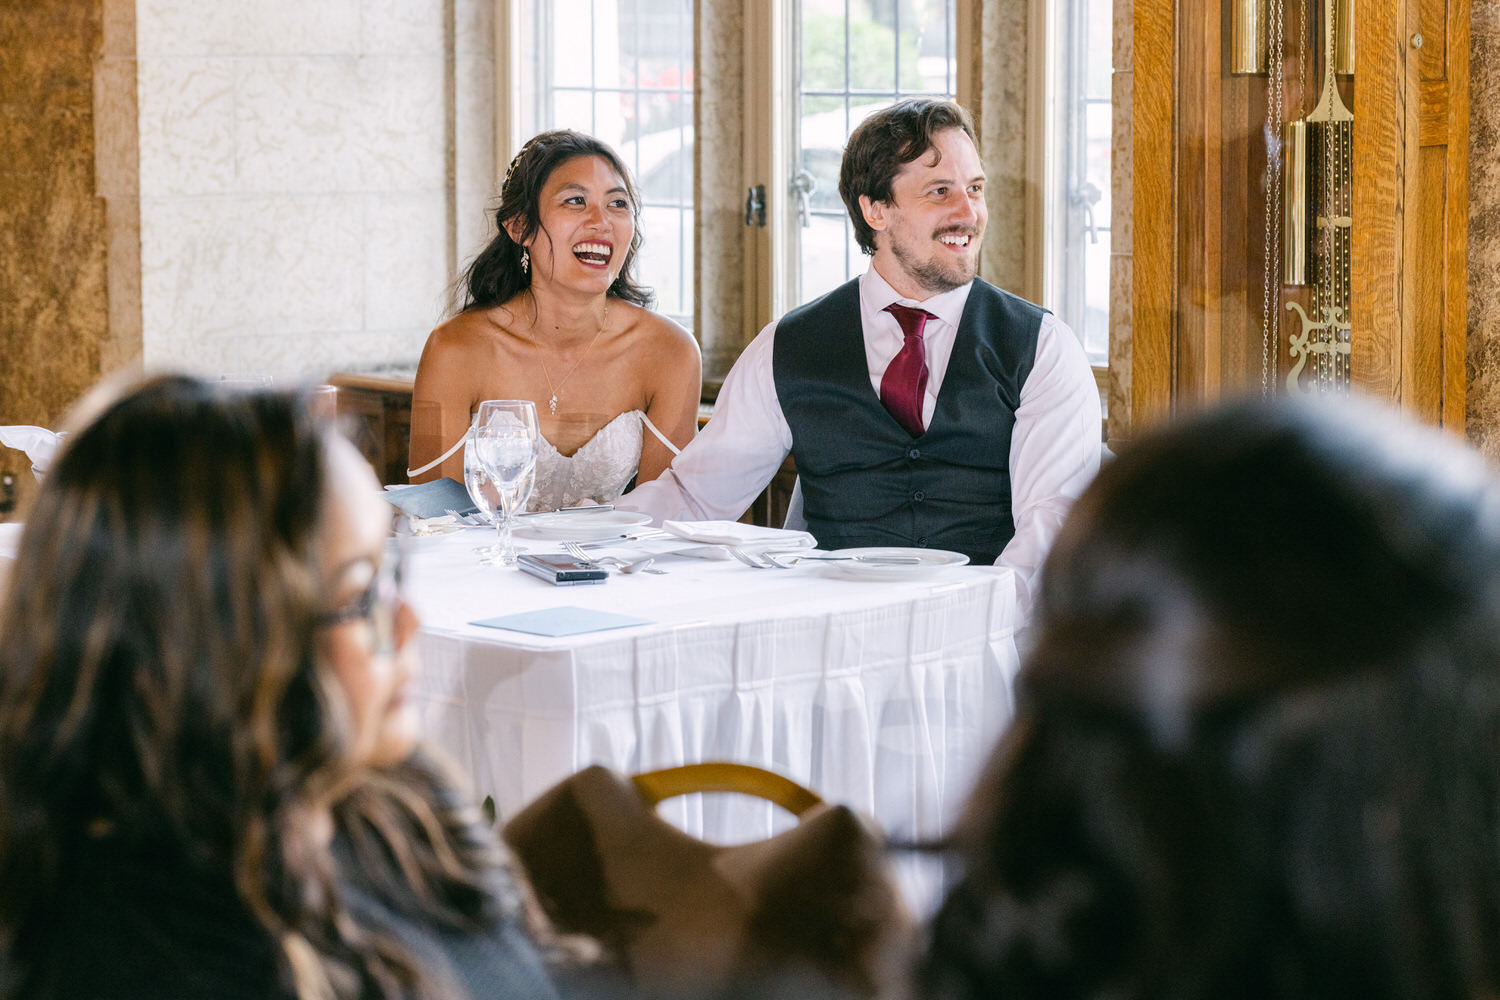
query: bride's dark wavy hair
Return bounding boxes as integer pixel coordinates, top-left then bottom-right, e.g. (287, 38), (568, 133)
(459, 128), (653, 313)
(920, 396), (1500, 1000)
(0, 375), (512, 999)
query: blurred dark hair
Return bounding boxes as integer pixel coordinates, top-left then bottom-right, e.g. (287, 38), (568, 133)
(838, 98), (978, 255)
(460, 128), (652, 312)
(0, 375), (509, 999)
(919, 395), (1500, 1000)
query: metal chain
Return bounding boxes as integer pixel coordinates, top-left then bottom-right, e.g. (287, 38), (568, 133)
(1261, 0), (1287, 397)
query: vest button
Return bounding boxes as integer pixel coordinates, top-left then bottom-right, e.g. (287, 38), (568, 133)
(917, 537), (929, 546)
(907, 447), (920, 460)
(912, 490), (925, 502)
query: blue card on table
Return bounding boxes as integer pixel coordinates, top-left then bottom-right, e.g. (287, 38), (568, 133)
(470, 606), (653, 637)
(383, 478), (479, 519)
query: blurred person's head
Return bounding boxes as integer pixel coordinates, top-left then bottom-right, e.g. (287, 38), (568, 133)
(0, 375), (492, 998)
(463, 128), (652, 311)
(919, 396), (1500, 1000)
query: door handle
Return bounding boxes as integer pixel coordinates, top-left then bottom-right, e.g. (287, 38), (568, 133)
(745, 184), (766, 227)
(790, 170), (816, 228)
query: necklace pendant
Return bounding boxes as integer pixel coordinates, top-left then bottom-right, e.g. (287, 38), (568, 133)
(548, 394), (558, 414)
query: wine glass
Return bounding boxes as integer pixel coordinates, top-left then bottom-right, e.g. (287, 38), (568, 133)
(463, 415), (500, 527)
(473, 400), (539, 566)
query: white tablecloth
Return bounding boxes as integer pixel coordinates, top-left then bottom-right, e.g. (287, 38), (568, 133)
(0, 519), (1019, 910)
(405, 528), (1021, 909)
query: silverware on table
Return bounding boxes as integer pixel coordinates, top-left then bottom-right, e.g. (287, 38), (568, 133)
(765, 553), (923, 566)
(726, 546), (787, 569)
(520, 504), (616, 518)
(564, 541), (667, 574)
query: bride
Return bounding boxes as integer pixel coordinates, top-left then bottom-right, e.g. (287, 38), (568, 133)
(408, 129), (701, 510)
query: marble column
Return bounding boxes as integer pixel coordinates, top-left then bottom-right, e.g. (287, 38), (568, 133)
(0, 0), (141, 516)
(1467, 1), (1500, 458)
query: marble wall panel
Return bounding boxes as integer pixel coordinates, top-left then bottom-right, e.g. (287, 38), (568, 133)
(973, 0), (1032, 299)
(139, 0), (370, 57)
(135, 0), (245, 56)
(0, 0), (123, 511)
(456, 49), (499, 270)
(132, 0), (485, 381)
(242, 0), (362, 54)
(455, 0), (493, 57)
(136, 58), (236, 197)
(1467, 2), (1500, 459)
(141, 195), (365, 352)
(1109, 0), (1132, 443)
(231, 56), (445, 193)
(365, 192), (452, 330)
(351, 56), (449, 189)
(361, 0), (448, 55)
(145, 327), (425, 383)
(694, 0), (746, 382)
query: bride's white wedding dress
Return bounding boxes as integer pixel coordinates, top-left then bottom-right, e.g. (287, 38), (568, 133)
(527, 410), (678, 511)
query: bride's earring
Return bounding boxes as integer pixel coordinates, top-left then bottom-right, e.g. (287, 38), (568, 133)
(520, 248), (530, 275)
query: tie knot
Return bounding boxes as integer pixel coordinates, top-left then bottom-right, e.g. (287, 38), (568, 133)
(884, 303), (935, 340)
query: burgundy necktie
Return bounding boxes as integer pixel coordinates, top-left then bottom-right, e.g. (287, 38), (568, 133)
(881, 303), (934, 437)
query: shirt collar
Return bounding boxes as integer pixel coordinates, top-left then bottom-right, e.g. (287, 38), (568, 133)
(859, 264), (974, 331)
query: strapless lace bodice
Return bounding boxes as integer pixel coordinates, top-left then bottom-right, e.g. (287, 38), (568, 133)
(527, 410), (645, 512)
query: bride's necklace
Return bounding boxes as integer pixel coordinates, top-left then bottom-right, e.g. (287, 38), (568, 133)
(534, 302), (609, 415)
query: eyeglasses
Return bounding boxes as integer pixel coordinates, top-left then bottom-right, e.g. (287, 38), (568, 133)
(316, 522), (408, 656)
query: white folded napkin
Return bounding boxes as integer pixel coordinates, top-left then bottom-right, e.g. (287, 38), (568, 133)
(661, 520), (817, 549)
(0, 425), (63, 479)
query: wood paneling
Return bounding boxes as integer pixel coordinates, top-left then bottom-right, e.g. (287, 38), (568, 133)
(1131, 0), (1174, 432)
(1139, 0), (1469, 429)
(1350, 0), (1402, 401)
(1440, 0), (1471, 429)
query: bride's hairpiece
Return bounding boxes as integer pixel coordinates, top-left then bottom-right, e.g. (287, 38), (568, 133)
(502, 135), (543, 193)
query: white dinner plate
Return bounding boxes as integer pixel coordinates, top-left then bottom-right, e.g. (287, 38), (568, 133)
(815, 546), (970, 580)
(513, 509), (653, 541)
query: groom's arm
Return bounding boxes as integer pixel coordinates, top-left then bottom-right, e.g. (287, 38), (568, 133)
(618, 321), (794, 524)
(996, 312), (1102, 614)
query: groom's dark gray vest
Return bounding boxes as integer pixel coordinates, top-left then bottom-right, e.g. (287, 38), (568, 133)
(772, 277), (1042, 565)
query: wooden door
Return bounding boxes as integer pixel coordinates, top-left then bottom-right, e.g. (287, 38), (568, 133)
(1350, 0), (1469, 426)
(1131, 0), (1470, 433)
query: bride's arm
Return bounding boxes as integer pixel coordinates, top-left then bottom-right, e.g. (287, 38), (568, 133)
(635, 314), (703, 484)
(409, 320), (484, 484)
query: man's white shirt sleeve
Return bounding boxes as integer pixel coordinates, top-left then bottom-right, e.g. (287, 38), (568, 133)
(998, 312), (1101, 614)
(617, 319), (792, 522)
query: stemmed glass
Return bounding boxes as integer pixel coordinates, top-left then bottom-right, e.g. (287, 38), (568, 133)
(463, 414), (500, 527)
(473, 400), (539, 566)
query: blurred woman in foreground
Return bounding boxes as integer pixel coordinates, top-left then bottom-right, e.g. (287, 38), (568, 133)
(0, 375), (558, 999)
(920, 397), (1500, 1000)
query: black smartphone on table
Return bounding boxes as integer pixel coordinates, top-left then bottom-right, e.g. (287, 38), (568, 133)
(517, 553), (609, 586)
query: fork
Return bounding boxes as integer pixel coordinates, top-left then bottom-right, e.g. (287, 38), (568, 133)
(564, 541), (666, 574)
(563, 541), (599, 566)
(726, 546), (787, 569)
(763, 552), (923, 567)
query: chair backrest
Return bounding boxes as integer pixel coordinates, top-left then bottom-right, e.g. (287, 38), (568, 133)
(503, 763), (913, 998)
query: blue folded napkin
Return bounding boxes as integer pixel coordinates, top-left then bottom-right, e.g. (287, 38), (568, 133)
(383, 478), (479, 519)
(470, 606), (652, 637)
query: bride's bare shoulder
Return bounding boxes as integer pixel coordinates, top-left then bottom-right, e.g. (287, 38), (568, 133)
(614, 300), (700, 358)
(423, 305), (524, 357)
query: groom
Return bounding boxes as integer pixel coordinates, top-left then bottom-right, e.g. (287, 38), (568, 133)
(620, 98), (1100, 608)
